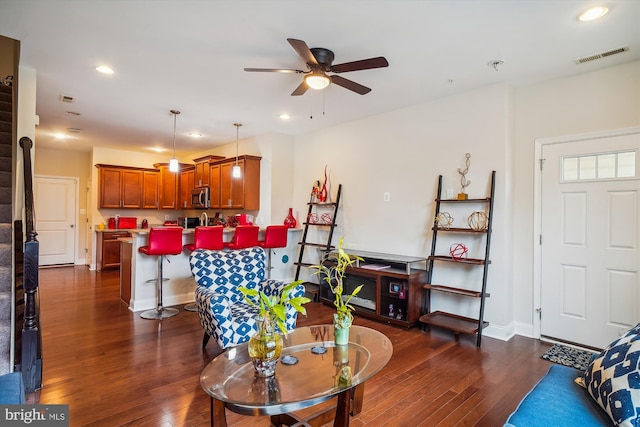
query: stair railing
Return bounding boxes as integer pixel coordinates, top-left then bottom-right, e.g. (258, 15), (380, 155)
(17, 136), (42, 392)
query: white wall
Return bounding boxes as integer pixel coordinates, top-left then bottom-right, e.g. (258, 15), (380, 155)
(511, 60), (640, 336)
(291, 83), (514, 339)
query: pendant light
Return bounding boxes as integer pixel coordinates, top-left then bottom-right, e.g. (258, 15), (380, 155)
(169, 109), (180, 172)
(232, 123), (242, 178)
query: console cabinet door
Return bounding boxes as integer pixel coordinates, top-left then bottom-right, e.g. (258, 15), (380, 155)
(195, 160), (209, 187)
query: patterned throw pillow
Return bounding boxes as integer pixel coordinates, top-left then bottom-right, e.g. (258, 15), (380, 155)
(581, 324), (640, 426)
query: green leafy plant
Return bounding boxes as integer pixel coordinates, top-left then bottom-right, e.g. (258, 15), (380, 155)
(240, 280), (310, 335)
(311, 237), (364, 329)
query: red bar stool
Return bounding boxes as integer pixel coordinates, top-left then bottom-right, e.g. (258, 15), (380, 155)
(182, 226), (224, 311)
(258, 225), (289, 279)
(223, 225), (259, 250)
(183, 226), (224, 252)
(138, 227), (184, 319)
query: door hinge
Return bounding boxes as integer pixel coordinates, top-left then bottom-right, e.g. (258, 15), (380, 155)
(539, 234), (542, 245)
(535, 307), (542, 319)
(539, 158), (545, 171)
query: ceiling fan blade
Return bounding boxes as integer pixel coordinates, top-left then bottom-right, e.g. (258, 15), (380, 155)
(291, 81), (309, 96)
(330, 57), (389, 73)
(244, 67), (304, 73)
(287, 38), (318, 65)
(330, 75), (372, 95)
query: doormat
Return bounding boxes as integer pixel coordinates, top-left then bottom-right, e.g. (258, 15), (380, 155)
(541, 344), (598, 371)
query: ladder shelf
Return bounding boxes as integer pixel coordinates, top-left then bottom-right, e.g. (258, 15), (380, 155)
(419, 171), (496, 347)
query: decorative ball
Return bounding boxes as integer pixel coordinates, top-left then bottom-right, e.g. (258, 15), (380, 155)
(436, 212), (453, 229)
(449, 243), (468, 261)
(307, 213), (319, 224)
(321, 213), (333, 224)
(467, 211), (488, 231)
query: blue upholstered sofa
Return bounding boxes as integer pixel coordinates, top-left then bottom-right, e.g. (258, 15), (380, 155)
(0, 372), (25, 404)
(504, 364), (611, 426)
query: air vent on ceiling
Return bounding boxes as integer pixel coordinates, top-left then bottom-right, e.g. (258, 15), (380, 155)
(67, 128), (81, 133)
(575, 46), (630, 64)
(59, 94), (75, 103)
(65, 111), (81, 116)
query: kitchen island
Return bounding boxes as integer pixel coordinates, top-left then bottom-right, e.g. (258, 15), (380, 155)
(120, 227), (301, 313)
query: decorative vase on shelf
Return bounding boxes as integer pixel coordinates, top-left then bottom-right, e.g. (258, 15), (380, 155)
(283, 208), (297, 228)
(333, 313), (351, 346)
(248, 317), (283, 377)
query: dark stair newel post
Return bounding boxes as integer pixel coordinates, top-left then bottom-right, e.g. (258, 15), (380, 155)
(19, 136), (42, 392)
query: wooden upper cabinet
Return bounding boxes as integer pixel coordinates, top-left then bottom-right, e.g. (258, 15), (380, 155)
(154, 163), (180, 210)
(194, 155), (224, 188)
(179, 166), (195, 209)
(142, 170), (159, 209)
(209, 163), (221, 209)
(97, 164), (152, 209)
(98, 166), (123, 208)
(218, 155), (261, 210)
(121, 169), (143, 208)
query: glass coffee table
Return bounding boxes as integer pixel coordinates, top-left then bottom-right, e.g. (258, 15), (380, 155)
(200, 325), (393, 427)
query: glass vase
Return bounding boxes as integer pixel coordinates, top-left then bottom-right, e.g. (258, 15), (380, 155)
(283, 208), (297, 228)
(333, 313), (351, 346)
(248, 317), (283, 377)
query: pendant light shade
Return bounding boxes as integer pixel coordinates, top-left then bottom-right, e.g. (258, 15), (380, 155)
(169, 109), (180, 172)
(233, 123), (242, 178)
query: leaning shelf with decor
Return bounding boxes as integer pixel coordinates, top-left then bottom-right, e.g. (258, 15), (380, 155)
(294, 184), (342, 279)
(319, 250), (427, 328)
(293, 184), (341, 302)
(419, 171), (495, 347)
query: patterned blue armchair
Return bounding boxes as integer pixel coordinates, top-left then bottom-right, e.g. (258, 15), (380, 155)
(189, 246), (305, 350)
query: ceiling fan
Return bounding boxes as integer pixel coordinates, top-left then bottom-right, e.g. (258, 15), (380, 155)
(244, 38), (389, 96)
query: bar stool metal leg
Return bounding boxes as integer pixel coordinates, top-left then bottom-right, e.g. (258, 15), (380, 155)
(141, 255), (179, 319)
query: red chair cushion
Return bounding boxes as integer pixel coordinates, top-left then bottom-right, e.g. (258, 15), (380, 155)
(138, 227), (183, 256)
(258, 225), (288, 249)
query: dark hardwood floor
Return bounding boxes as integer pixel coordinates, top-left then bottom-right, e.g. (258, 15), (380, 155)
(28, 266), (553, 426)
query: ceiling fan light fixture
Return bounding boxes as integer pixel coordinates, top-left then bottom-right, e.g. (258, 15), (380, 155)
(305, 72), (330, 90)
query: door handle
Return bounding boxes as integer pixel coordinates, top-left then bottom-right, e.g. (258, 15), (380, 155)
(70, 224), (74, 228)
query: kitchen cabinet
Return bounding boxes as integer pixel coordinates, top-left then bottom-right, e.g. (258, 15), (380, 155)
(209, 163), (221, 209)
(142, 170), (159, 209)
(218, 155), (261, 210)
(194, 155), (224, 188)
(179, 166), (195, 209)
(96, 230), (131, 271)
(154, 163), (180, 210)
(96, 164), (154, 209)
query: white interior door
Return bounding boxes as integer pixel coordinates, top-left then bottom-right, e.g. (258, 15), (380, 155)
(540, 132), (639, 349)
(35, 176), (77, 265)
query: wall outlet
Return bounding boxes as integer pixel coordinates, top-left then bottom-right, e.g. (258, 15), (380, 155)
(383, 192), (391, 202)
(165, 215), (170, 220)
(446, 189), (454, 199)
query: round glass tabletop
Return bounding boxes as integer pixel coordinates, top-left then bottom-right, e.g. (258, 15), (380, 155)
(200, 325), (393, 416)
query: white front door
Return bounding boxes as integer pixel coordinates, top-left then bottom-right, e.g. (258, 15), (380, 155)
(540, 131), (639, 349)
(35, 176), (77, 265)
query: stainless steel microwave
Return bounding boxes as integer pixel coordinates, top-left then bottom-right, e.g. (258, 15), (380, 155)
(191, 186), (210, 209)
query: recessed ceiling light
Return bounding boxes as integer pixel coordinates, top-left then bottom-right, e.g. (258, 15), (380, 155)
(188, 132), (202, 138)
(578, 6), (609, 22)
(95, 65), (114, 74)
(53, 133), (68, 140)
(278, 113), (291, 120)
(149, 147), (166, 153)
